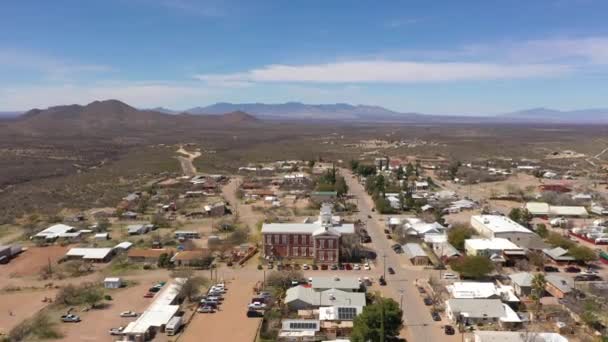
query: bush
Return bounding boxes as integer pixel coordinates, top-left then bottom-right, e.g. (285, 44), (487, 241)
(448, 224), (475, 251)
(9, 313), (63, 341)
(450, 256), (495, 279)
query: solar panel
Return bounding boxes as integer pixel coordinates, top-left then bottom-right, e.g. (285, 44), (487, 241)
(337, 307), (357, 320)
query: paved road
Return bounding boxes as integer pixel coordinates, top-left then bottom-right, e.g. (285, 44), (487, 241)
(342, 168), (460, 342)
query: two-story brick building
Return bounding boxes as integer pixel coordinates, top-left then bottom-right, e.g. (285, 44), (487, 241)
(261, 203), (354, 264)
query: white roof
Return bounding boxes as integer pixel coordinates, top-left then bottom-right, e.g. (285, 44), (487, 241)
(465, 238), (523, 251)
(525, 202), (550, 215)
(549, 206), (588, 217)
(66, 248), (113, 260)
(104, 277), (121, 282)
(471, 215), (533, 234)
(262, 223), (354, 235)
(402, 243), (428, 258)
(123, 278), (185, 335)
(114, 241), (133, 250)
(448, 282), (499, 299)
(34, 224), (75, 238)
(94, 233), (109, 238)
(311, 277), (360, 290)
(474, 331), (568, 342)
(405, 222), (445, 236)
(318, 306), (363, 321)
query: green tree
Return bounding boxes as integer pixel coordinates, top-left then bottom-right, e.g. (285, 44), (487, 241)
(351, 298), (403, 342)
(546, 232), (574, 249)
(530, 273), (546, 309)
(335, 176), (348, 197)
(356, 164), (376, 177)
(535, 223), (549, 238)
(395, 166), (405, 180)
(448, 161), (461, 179)
(405, 163), (415, 178)
(82, 287), (104, 308)
(447, 224), (475, 251)
(569, 245), (598, 262)
(266, 270), (304, 291)
(349, 160), (360, 171)
(181, 276), (209, 302)
(450, 255), (495, 279)
(157, 252), (173, 268)
(508, 208), (533, 227)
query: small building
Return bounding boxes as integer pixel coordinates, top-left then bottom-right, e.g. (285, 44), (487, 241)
(402, 243), (429, 265)
(128, 248), (174, 263)
(32, 224), (76, 241)
(121, 211), (139, 220)
(94, 232), (110, 240)
(414, 181), (429, 192)
(473, 331), (569, 342)
(104, 277), (123, 289)
(174, 231), (201, 240)
(310, 276), (360, 292)
(127, 224), (153, 235)
(464, 238), (524, 262)
(526, 202), (588, 217)
(508, 272), (534, 297)
(445, 298), (521, 326)
(171, 249), (211, 267)
(470, 215), (545, 250)
(285, 286), (366, 311)
(278, 319), (320, 342)
(65, 248), (114, 263)
(545, 275), (573, 299)
(114, 241), (133, 252)
(543, 247), (575, 264)
(204, 202), (226, 217)
(310, 191), (338, 203)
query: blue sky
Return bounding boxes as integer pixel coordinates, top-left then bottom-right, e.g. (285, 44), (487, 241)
(1, 0), (608, 114)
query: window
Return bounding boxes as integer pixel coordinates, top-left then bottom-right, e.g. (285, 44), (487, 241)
(282, 234), (287, 244)
(294, 235), (299, 244)
(266, 235), (271, 245)
(308, 247), (314, 256)
(301, 247), (306, 256)
(293, 247), (299, 257)
(328, 239), (334, 249)
(274, 235), (279, 244)
(320, 251), (325, 261)
(319, 239), (325, 248)
(302, 235), (307, 245)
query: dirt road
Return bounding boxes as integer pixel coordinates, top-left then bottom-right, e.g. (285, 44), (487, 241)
(176, 145), (201, 177)
(221, 178), (264, 232)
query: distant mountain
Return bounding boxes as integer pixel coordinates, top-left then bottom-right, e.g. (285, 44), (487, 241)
(6, 100), (261, 137)
(147, 107), (180, 115)
(185, 102), (419, 121)
(500, 107), (608, 123)
(0, 111), (22, 118)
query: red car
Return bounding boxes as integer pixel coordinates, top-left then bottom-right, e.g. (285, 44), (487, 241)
(345, 263), (353, 270)
(143, 292), (155, 298)
(321, 264), (328, 270)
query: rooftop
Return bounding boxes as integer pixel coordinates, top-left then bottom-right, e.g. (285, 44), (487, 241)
(465, 238), (523, 251)
(509, 272), (534, 287)
(34, 224), (75, 239)
(471, 215), (533, 234)
(447, 282), (499, 299)
(546, 275), (573, 294)
(473, 331), (568, 342)
(285, 286), (366, 307)
(310, 276), (360, 290)
(402, 243), (428, 258)
(66, 248), (113, 260)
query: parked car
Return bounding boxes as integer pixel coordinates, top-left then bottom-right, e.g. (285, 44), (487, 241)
(384, 229), (390, 234)
(345, 263), (353, 270)
(444, 325), (455, 335)
(379, 276), (387, 286)
(143, 292), (155, 298)
(206, 296), (223, 302)
(258, 291), (272, 299)
(387, 267), (395, 275)
(330, 264), (338, 270)
(200, 300), (218, 308)
(575, 274), (602, 281)
(353, 264), (361, 270)
(423, 297), (433, 306)
(197, 306), (215, 313)
(246, 309), (263, 318)
(302, 264), (309, 270)
(61, 314), (81, 323)
(148, 287), (161, 293)
(363, 263), (371, 270)
(312, 264), (319, 270)
(367, 215), (372, 219)
(248, 302), (267, 310)
(544, 266), (560, 273)
(431, 311), (441, 321)
(109, 327), (124, 336)
(565, 266), (581, 273)
(321, 264), (328, 270)
(361, 235), (372, 243)
(120, 311), (138, 317)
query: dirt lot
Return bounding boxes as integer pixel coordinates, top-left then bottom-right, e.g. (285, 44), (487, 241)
(58, 272), (169, 342)
(0, 245), (68, 280)
(0, 289), (58, 333)
(180, 273), (262, 342)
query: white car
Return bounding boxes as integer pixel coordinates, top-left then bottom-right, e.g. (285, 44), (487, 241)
(363, 263), (371, 270)
(248, 302), (267, 310)
(302, 264), (310, 270)
(443, 273), (458, 280)
(353, 264), (361, 270)
(119, 311), (138, 318)
(109, 327), (124, 336)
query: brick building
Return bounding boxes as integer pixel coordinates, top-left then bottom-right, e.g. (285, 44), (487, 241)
(261, 204), (354, 264)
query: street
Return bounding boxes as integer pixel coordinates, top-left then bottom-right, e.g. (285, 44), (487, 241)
(341, 168), (461, 342)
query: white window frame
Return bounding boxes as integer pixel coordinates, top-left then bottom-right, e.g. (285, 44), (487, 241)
(293, 247), (298, 257)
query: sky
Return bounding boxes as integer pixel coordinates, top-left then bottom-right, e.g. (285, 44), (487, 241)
(1, 0), (608, 114)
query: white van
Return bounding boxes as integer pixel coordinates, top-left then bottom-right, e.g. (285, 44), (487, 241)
(166, 316), (183, 336)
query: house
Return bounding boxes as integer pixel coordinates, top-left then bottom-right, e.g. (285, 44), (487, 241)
(402, 243), (429, 265)
(285, 286), (366, 311)
(431, 241), (461, 262)
(170, 249), (211, 267)
(204, 202), (226, 217)
(374, 157), (389, 170)
(114, 241), (133, 252)
(310, 191), (338, 203)
(0, 245), (22, 264)
(65, 248), (114, 263)
(121, 211), (138, 220)
(445, 299), (522, 326)
(508, 272), (534, 297)
(104, 277), (123, 289)
(127, 224), (153, 235)
(32, 224), (76, 241)
(543, 247), (575, 263)
(591, 205), (608, 216)
(473, 331), (569, 342)
(261, 203), (355, 264)
(447, 282), (519, 303)
(128, 248), (174, 263)
(526, 202), (588, 217)
(122, 278), (186, 340)
(545, 275), (573, 299)
(386, 195), (401, 210)
(94, 233), (110, 240)
(403, 220), (446, 238)
(464, 238), (525, 263)
(414, 181), (429, 192)
(278, 319), (320, 342)
(470, 215), (546, 250)
(310, 276), (360, 292)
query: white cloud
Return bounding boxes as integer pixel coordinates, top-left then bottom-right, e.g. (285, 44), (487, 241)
(195, 60), (569, 84)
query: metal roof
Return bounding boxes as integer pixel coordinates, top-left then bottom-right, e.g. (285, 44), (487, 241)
(402, 243), (428, 258)
(311, 277), (360, 290)
(66, 248), (113, 260)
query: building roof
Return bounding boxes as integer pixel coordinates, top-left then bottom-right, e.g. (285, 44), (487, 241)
(281, 319), (320, 332)
(473, 331), (569, 342)
(402, 243), (428, 258)
(114, 241), (133, 250)
(545, 275), (573, 294)
(509, 272), (534, 288)
(471, 215), (533, 234)
(310, 277), (360, 291)
(526, 202), (550, 215)
(318, 306), (363, 321)
(465, 238), (523, 251)
(171, 249), (210, 261)
(285, 286), (366, 307)
(447, 299), (520, 322)
(405, 222), (445, 236)
(34, 224), (75, 239)
(123, 278), (185, 335)
(543, 247), (575, 261)
(448, 282), (499, 299)
(549, 206), (588, 217)
(262, 223), (354, 235)
(104, 277), (121, 282)
(66, 248), (113, 260)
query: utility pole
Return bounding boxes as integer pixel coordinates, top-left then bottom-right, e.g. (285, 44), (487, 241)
(383, 254), (387, 280)
(399, 289), (404, 310)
